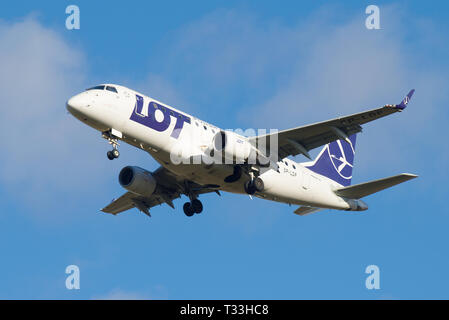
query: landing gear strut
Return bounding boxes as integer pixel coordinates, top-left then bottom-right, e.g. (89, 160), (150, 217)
(183, 199), (203, 217)
(103, 131), (120, 160)
(244, 180), (256, 195)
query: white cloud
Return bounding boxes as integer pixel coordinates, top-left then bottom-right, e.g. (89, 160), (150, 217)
(161, 9), (303, 98)
(93, 288), (150, 300)
(0, 17), (112, 220)
(138, 73), (188, 111)
(242, 8), (448, 180)
(2, 7), (447, 222)
(158, 6), (449, 183)
(92, 286), (167, 300)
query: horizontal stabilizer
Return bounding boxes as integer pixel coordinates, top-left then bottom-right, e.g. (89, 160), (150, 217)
(294, 206), (322, 216)
(334, 173), (418, 199)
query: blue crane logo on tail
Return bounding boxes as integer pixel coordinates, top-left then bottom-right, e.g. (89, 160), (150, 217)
(305, 134), (357, 187)
(328, 139), (355, 180)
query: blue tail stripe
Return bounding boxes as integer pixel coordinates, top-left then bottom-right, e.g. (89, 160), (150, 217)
(305, 134), (357, 187)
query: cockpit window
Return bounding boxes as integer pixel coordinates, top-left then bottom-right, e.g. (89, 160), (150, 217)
(106, 86), (118, 93)
(86, 85), (105, 91)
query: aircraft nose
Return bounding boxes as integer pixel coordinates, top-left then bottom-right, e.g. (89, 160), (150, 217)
(66, 94), (87, 114)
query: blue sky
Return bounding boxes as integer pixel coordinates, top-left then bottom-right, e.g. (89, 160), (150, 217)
(0, 0), (448, 299)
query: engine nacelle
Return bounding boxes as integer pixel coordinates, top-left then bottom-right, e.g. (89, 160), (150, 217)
(213, 131), (254, 164)
(118, 166), (157, 197)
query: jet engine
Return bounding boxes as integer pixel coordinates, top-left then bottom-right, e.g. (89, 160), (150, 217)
(118, 166), (157, 197)
(213, 131), (255, 164)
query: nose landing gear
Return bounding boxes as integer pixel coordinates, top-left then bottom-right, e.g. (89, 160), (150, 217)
(102, 131), (120, 160)
(107, 149), (120, 160)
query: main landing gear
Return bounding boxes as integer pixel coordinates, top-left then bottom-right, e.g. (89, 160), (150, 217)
(244, 177), (264, 195)
(103, 131), (120, 160)
(182, 181), (204, 217)
(183, 199), (203, 217)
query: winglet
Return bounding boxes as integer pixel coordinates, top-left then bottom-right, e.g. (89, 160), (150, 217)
(396, 89), (415, 110)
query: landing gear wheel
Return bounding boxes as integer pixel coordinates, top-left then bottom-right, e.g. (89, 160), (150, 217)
(112, 149), (120, 158)
(244, 180), (256, 195)
(107, 149), (120, 160)
(191, 199), (203, 214)
(254, 177), (264, 192)
(107, 151), (115, 160)
(183, 202), (195, 217)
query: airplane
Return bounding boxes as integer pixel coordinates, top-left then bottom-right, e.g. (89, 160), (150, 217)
(66, 84), (417, 217)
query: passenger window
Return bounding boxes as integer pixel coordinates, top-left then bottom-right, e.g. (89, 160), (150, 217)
(203, 126), (207, 130)
(292, 164), (296, 169)
(106, 86), (118, 93)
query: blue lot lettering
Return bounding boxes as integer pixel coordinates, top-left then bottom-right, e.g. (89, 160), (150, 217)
(130, 94), (190, 139)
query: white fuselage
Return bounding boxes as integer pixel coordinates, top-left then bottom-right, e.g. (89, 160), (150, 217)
(67, 84), (354, 211)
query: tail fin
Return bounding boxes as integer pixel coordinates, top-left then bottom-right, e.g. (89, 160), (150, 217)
(303, 134), (357, 187)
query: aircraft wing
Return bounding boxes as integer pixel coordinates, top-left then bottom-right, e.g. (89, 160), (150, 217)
(101, 191), (165, 216)
(101, 166), (219, 216)
(248, 90), (415, 160)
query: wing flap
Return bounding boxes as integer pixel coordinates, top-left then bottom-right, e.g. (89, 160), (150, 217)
(101, 192), (135, 215)
(334, 173), (418, 199)
(294, 206), (322, 216)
